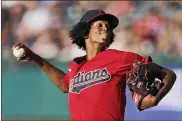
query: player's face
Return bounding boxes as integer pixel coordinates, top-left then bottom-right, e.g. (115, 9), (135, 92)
(88, 20), (111, 45)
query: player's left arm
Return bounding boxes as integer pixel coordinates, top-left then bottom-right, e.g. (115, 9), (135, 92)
(140, 63), (176, 110)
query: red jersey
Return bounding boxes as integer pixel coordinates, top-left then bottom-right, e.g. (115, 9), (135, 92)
(64, 49), (143, 121)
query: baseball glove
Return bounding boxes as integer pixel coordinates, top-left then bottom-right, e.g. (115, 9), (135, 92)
(126, 56), (166, 111)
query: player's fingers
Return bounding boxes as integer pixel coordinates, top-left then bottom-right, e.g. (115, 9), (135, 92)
(17, 57), (27, 61)
(17, 56), (30, 61)
(12, 42), (24, 50)
(17, 57), (21, 61)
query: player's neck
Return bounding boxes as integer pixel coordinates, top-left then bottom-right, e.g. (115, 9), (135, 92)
(85, 43), (103, 61)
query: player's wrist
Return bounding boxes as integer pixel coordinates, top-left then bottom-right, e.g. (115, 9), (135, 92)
(150, 95), (158, 106)
(31, 53), (42, 63)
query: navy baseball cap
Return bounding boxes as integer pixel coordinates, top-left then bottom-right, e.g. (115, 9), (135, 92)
(80, 9), (119, 30)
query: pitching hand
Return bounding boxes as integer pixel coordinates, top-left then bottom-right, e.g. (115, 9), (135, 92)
(12, 42), (36, 61)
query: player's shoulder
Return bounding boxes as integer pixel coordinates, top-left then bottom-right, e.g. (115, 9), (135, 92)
(68, 55), (86, 67)
(107, 49), (144, 62)
(106, 49), (124, 55)
(107, 49), (142, 57)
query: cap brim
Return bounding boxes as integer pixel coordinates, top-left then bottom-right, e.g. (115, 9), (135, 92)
(88, 14), (119, 30)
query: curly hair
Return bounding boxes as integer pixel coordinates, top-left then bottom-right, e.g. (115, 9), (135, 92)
(69, 21), (115, 50)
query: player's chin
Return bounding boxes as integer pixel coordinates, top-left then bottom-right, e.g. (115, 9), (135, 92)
(97, 39), (107, 45)
(97, 35), (110, 44)
(99, 40), (110, 49)
(102, 37), (110, 44)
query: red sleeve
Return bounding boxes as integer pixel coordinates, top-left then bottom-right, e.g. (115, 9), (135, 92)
(116, 52), (143, 75)
(63, 62), (73, 91)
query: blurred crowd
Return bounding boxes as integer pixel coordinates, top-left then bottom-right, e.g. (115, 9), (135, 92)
(2, 1), (182, 65)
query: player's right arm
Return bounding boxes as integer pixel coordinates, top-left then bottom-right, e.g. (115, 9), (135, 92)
(33, 54), (68, 93)
(12, 42), (69, 93)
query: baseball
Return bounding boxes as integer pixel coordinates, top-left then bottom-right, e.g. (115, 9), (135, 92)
(13, 47), (26, 58)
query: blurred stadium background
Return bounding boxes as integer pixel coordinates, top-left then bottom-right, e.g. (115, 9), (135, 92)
(2, 1), (182, 121)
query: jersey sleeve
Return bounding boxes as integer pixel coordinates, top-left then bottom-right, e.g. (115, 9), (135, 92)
(116, 52), (144, 75)
(63, 62), (73, 91)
